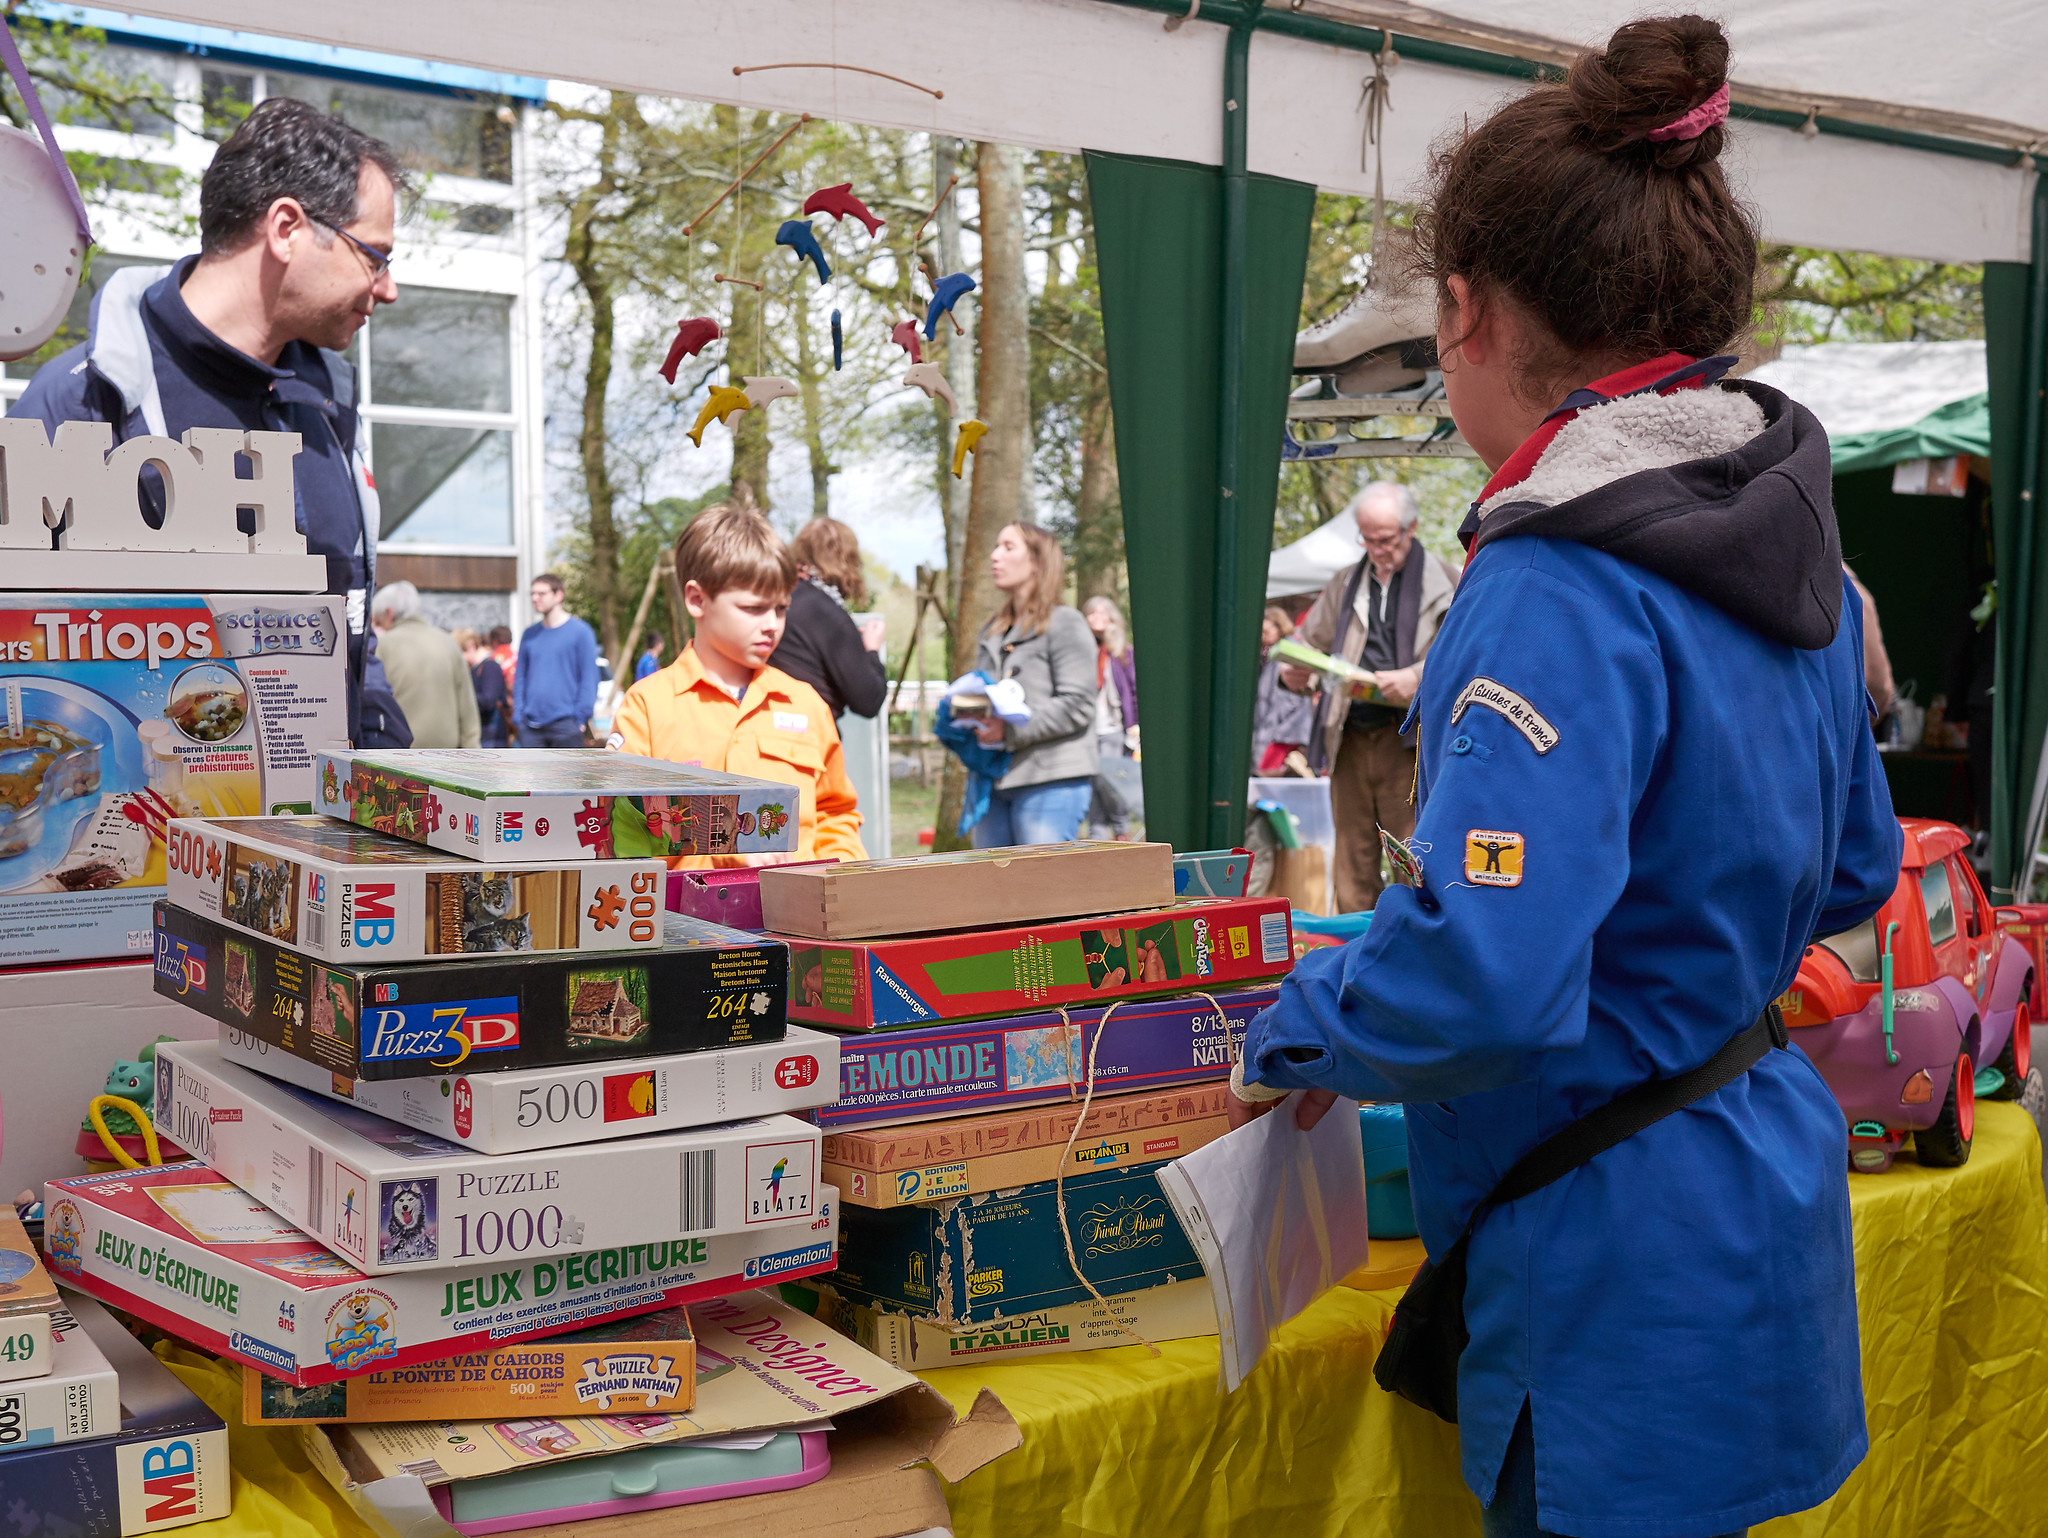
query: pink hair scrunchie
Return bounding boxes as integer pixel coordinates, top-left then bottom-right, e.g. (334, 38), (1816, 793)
(1646, 82), (1730, 142)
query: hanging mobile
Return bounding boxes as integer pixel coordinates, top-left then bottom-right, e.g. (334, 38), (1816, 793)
(775, 219), (832, 284)
(902, 362), (956, 415)
(659, 318), (722, 385)
(951, 419), (988, 479)
(923, 272), (976, 340)
(803, 182), (885, 237)
(688, 384), (753, 447)
(890, 319), (923, 363)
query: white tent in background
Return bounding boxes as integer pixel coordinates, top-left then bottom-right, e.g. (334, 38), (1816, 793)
(1268, 510), (1367, 600)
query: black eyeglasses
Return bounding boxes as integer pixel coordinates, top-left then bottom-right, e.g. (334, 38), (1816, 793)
(312, 217), (394, 277)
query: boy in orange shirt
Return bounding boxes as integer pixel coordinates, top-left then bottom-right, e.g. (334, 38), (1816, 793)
(608, 502), (863, 866)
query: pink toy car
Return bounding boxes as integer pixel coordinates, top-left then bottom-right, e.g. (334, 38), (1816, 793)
(1782, 819), (2031, 1172)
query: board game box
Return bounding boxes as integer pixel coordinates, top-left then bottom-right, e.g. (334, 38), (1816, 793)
(153, 901), (787, 1081)
(165, 815), (667, 963)
(786, 896), (1291, 1030)
(819, 986), (1274, 1128)
(43, 1163), (840, 1386)
(314, 748), (799, 861)
(0, 1200), (62, 1382)
(0, 1292), (120, 1455)
(156, 1040), (821, 1274)
(215, 1022), (841, 1155)
(667, 862), (829, 931)
(243, 1305), (696, 1424)
(0, 592), (347, 966)
(802, 1277), (1217, 1368)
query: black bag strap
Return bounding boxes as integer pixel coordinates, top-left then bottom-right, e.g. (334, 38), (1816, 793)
(1479, 1004), (1787, 1215)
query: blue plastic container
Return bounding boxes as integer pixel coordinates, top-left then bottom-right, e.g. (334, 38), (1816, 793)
(1359, 1102), (1417, 1239)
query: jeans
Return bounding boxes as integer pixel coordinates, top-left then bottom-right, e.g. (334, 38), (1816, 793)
(972, 777), (1094, 848)
(519, 720), (586, 748)
(1483, 1406), (1746, 1538)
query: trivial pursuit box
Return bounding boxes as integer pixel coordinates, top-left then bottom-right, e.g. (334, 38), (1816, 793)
(153, 901), (786, 1081)
(830, 1160), (1202, 1326)
(42, 1162), (841, 1387)
(785, 896), (1292, 1030)
(314, 747), (799, 861)
(0, 593), (345, 965)
(819, 985), (1275, 1128)
(216, 1022), (840, 1155)
(165, 815), (667, 963)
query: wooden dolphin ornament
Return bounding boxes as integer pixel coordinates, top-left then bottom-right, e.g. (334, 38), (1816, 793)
(688, 385), (752, 447)
(952, 419), (988, 479)
(890, 319), (923, 364)
(902, 362), (956, 415)
(743, 375), (801, 409)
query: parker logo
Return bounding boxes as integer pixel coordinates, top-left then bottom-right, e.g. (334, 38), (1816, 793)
(774, 1055), (819, 1090)
(154, 932), (207, 996)
(966, 1267), (1006, 1299)
(362, 999), (521, 1065)
(343, 882), (397, 948)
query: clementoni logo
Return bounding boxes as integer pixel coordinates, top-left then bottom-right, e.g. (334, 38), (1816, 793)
(742, 1242), (833, 1279)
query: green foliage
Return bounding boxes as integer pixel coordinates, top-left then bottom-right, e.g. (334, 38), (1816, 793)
(554, 484), (729, 655)
(1758, 247), (1984, 345)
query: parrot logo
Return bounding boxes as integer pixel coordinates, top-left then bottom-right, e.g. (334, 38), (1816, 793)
(766, 1158), (788, 1202)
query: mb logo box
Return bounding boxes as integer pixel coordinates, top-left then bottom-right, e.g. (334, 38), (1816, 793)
(0, 420), (327, 590)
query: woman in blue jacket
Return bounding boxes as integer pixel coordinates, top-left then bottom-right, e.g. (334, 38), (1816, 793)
(1233, 17), (1900, 1538)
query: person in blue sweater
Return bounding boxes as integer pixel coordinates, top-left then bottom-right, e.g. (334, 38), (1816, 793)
(513, 573), (599, 747)
(1231, 17), (1899, 1538)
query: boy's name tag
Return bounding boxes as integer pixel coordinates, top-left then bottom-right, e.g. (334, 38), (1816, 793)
(773, 712), (809, 734)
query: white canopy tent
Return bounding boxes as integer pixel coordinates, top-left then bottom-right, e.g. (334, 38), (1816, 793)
(1269, 509), (1367, 600)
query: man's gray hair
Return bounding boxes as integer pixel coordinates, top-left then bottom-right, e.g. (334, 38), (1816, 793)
(1348, 480), (1419, 530)
(371, 580), (422, 625)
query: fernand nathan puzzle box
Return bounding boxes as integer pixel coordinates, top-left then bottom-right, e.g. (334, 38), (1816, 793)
(43, 1163), (840, 1387)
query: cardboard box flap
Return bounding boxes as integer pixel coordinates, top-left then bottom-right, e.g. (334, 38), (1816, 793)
(872, 1382), (1020, 1483)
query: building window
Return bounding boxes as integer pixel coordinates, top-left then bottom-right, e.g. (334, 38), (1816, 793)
(264, 71), (512, 182)
(20, 43), (180, 138)
(371, 425), (513, 545)
(368, 289), (513, 412)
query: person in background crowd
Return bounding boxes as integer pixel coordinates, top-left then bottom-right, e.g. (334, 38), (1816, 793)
(771, 517), (889, 719)
(635, 634), (666, 682)
(9, 97), (404, 745)
(514, 573), (599, 747)
(1081, 596), (1139, 839)
(972, 525), (1100, 847)
(458, 627), (510, 748)
(490, 624), (517, 696)
(1845, 565), (1895, 723)
(370, 582), (478, 749)
(356, 630), (412, 749)
(1279, 481), (1459, 911)
(1253, 604), (1318, 774)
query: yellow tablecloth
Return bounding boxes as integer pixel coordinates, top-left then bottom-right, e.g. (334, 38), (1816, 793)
(920, 1104), (2048, 1538)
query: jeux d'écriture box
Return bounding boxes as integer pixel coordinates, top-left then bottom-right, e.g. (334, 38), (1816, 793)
(152, 901), (787, 1081)
(817, 985), (1277, 1129)
(156, 1039), (821, 1275)
(165, 815), (668, 964)
(829, 1159), (1201, 1326)
(215, 1021), (840, 1155)
(0, 593), (346, 966)
(43, 1163), (840, 1386)
(786, 896), (1293, 1030)
(314, 748), (799, 861)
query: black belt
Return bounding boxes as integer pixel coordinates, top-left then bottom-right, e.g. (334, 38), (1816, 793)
(1346, 700), (1403, 733)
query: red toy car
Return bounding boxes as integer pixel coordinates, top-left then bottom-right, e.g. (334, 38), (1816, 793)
(1781, 819), (2031, 1172)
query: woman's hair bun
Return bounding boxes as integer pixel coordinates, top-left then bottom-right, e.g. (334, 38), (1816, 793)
(1569, 14), (1730, 168)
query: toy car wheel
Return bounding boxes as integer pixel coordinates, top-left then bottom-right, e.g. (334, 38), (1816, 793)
(1986, 998), (2031, 1101)
(1917, 1051), (1976, 1168)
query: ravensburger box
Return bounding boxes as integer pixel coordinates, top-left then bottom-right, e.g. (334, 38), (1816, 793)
(156, 1039), (821, 1274)
(759, 841), (1174, 940)
(214, 1021), (841, 1154)
(42, 1163), (841, 1387)
(165, 814), (667, 963)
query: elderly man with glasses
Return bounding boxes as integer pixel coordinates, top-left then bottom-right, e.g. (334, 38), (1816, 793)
(10, 97), (405, 744)
(1278, 481), (1461, 913)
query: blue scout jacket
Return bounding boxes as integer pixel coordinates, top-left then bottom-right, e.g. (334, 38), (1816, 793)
(1245, 374), (1902, 1538)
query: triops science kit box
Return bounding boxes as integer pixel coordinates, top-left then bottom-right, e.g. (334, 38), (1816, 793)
(165, 815), (667, 963)
(787, 896), (1292, 1030)
(0, 592), (345, 966)
(216, 1022), (841, 1155)
(43, 1163), (840, 1387)
(153, 901), (786, 1081)
(156, 1039), (821, 1274)
(314, 747), (799, 861)
(819, 986), (1275, 1128)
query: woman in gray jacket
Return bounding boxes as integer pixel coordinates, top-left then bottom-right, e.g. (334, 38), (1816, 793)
(970, 524), (1100, 846)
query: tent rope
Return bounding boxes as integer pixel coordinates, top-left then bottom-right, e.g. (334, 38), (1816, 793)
(1359, 34), (1398, 262)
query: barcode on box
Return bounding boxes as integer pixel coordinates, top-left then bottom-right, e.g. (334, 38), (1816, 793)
(304, 907), (325, 950)
(399, 1459), (448, 1480)
(1259, 912), (1288, 965)
(680, 1150), (716, 1232)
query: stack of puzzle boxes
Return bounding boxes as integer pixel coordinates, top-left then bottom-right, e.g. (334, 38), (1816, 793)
(45, 749), (845, 1441)
(725, 843), (1291, 1368)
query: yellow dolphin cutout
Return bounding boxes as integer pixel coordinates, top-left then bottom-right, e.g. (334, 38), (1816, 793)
(688, 384), (753, 446)
(951, 419), (988, 479)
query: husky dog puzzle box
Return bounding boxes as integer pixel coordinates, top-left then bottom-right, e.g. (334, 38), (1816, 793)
(43, 1163), (840, 1386)
(153, 901), (786, 1081)
(0, 593), (346, 965)
(165, 815), (667, 963)
(785, 896), (1292, 1030)
(314, 747), (799, 861)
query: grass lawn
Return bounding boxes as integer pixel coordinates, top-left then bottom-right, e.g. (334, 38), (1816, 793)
(890, 777), (939, 857)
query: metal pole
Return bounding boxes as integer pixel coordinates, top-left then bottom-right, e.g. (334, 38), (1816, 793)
(2001, 172), (2048, 898)
(1205, 1), (1263, 850)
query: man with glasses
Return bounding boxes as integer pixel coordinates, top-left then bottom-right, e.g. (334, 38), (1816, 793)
(1278, 482), (1461, 912)
(9, 97), (405, 743)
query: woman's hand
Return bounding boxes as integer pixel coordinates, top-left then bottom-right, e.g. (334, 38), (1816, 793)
(973, 717), (1008, 746)
(1373, 665), (1421, 706)
(1227, 1085), (1340, 1131)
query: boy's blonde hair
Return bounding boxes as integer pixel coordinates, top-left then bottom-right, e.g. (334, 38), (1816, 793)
(674, 498), (798, 601)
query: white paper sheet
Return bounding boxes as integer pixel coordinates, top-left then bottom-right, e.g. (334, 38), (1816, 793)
(1156, 1093), (1370, 1392)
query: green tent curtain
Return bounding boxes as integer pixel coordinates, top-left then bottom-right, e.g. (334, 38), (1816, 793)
(1088, 150), (1314, 851)
(1830, 392), (1991, 476)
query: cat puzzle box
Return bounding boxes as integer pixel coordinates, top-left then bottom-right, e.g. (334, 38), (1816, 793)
(787, 896), (1293, 1030)
(153, 901), (787, 1081)
(156, 1039), (821, 1274)
(165, 815), (667, 963)
(0, 593), (346, 965)
(42, 1162), (841, 1387)
(314, 748), (799, 861)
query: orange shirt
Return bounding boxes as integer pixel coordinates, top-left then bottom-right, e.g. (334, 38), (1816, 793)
(608, 645), (864, 868)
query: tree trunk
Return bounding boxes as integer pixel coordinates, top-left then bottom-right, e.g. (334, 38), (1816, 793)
(722, 109), (779, 511)
(794, 280), (833, 520)
(934, 139), (976, 583)
(564, 96), (626, 664)
(1072, 392), (1122, 602)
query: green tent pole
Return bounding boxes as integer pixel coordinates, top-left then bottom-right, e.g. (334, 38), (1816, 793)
(1995, 175), (2048, 899)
